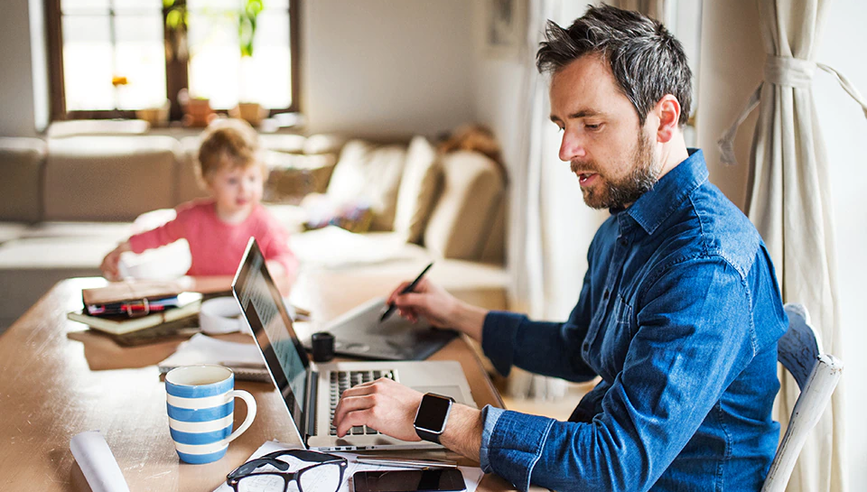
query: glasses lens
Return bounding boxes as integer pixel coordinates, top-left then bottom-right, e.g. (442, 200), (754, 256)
(237, 473), (286, 492)
(298, 463), (342, 492)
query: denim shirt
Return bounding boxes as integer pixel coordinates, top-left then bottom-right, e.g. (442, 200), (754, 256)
(478, 150), (788, 491)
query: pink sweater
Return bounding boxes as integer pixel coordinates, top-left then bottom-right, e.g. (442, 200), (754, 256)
(129, 199), (298, 277)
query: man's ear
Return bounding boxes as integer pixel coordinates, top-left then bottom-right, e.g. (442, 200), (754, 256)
(654, 95), (682, 144)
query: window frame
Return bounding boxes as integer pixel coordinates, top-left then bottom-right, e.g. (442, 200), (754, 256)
(44, 0), (301, 123)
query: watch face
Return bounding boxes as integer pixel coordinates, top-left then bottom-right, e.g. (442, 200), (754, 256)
(415, 394), (452, 432)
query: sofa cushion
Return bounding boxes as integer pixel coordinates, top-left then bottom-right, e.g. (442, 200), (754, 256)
(0, 137), (46, 223)
(290, 226), (428, 269)
(393, 136), (442, 245)
(44, 136), (181, 221)
(326, 140), (406, 231)
(423, 151), (505, 262)
(0, 223), (28, 244)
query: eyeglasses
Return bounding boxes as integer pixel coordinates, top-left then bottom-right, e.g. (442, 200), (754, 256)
(227, 449), (348, 492)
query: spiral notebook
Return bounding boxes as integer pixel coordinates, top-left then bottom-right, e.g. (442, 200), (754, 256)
(157, 333), (269, 382)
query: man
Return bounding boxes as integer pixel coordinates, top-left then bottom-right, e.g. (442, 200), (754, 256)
(333, 6), (788, 491)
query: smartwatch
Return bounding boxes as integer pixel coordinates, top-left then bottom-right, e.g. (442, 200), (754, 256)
(413, 393), (455, 444)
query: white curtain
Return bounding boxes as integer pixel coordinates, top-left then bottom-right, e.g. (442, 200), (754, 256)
(718, 0), (867, 490)
(506, 0), (607, 399)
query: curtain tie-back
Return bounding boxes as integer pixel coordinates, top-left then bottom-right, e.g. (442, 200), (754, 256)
(764, 55), (815, 88)
(717, 57), (867, 166)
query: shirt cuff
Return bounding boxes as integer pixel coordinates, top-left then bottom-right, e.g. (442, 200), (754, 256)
(478, 405), (505, 474)
(481, 311), (528, 376)
(484, 409), (555, 491)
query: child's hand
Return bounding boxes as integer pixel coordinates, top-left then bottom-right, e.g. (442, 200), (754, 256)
(100, 241), (131, 281)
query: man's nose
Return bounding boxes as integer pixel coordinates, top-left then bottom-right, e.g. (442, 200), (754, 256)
(559, 132), (586, 162)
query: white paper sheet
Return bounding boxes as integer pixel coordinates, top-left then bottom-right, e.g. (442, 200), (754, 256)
(213, 441), (484, 492)
(70, 430), (131, 492)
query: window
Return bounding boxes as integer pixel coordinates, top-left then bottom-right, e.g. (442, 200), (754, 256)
(45, 0), (300, 122)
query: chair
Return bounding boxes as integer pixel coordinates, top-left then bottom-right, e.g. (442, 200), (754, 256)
(761, 303), (844, 492)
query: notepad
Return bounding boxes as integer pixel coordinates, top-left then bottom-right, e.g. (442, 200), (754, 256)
(157, 333), (269, 382)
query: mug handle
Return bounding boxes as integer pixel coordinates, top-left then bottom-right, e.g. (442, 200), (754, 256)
(226, 390), (257, 443)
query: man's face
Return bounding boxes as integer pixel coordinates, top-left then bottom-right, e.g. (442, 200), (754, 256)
(549, 55), (661, 209)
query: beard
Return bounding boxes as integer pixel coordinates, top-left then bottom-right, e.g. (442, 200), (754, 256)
(577, 131), (660, 210)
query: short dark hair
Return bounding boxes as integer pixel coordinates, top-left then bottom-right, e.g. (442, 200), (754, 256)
(536, 4), (692, 126)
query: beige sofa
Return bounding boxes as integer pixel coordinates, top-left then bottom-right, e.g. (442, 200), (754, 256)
(0, 132), (509, 329)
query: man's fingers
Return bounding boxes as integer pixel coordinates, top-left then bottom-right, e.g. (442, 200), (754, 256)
(388, 281), (413, 304)
(336, 407), (375, 437)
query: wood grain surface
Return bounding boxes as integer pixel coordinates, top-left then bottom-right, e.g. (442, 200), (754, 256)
(0, 273), (518, 491)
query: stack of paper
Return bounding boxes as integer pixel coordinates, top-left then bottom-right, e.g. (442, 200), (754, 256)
(213, 441), (484, 492)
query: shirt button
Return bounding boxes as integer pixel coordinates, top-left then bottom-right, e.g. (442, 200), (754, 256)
(603, 289), (610, 300)
(619, 238), (628, 246)
(582, 342), (589, 351)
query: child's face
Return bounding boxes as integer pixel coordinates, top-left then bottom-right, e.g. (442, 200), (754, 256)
(206, 165), (265, 219)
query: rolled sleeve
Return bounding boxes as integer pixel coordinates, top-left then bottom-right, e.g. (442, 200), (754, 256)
(485, 410), (555, 491)
(478, 405), (505, 473)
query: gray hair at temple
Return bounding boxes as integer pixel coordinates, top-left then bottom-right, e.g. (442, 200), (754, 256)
(536, 4), (692, 127)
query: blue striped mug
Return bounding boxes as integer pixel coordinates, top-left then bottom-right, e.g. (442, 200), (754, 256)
(165, 365), (257, 464)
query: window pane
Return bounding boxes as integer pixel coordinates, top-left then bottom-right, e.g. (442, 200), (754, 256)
(253, 10), (292, 109)
(62, 2), (165, 112)
(62, 15), (114, 110)
(114, 15), (167, 109)
(112, 0), (161, 14)
(187, 7), (239, 108)
(61, 0), (110, 13)
(187, 2), (292, 110)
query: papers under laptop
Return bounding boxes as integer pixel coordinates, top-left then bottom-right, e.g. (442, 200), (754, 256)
(232, 238), (475, 451)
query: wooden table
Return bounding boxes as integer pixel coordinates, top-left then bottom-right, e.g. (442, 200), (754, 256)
(0, 274), (518, 491)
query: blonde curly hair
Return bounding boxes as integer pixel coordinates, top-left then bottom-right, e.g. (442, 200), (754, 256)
(196, 118), (265, 186)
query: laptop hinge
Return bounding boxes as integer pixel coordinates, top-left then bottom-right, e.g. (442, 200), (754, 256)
(305, 366), (319, 441)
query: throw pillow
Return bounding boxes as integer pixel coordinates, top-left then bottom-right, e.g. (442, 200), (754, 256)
(326, 140), (406, 231)
(393, 136), (442, 244)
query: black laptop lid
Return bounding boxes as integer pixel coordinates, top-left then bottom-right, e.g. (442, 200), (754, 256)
(232, 238), (310, 437)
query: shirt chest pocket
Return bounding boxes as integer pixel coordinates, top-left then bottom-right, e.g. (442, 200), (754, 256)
(597, 294), (635, 373)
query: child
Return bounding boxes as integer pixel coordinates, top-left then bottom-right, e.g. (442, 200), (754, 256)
(100, 118), (298, 294)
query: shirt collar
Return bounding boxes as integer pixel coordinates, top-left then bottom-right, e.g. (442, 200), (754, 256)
(623, 148), (708, 235)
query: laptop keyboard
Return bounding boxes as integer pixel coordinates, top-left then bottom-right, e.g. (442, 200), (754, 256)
(329, 370), (395, 436)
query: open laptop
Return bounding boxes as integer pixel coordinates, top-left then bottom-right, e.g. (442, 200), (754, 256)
(231, 238), (476, 451)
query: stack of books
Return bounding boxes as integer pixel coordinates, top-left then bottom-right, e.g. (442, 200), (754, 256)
(67, 280), (205, 346)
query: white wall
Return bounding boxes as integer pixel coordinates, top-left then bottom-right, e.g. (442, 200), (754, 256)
(0, 0), (39, 137)
(301, 0), (477, 139)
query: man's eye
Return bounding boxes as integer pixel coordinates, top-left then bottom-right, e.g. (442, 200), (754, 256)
(228, 178), (238, 185)
(585, 123), (602, 130)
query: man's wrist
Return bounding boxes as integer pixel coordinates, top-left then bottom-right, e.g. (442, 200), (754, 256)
(439, 404), (483, 462)
(451, 301), (488, 342)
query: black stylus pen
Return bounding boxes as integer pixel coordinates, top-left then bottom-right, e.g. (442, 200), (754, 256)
(380, 262), (434, 323)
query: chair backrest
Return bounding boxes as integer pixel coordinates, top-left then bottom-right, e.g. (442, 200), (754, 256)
(761, 303), (844, 492)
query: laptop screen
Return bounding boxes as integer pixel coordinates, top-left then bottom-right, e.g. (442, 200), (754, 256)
(232, 238), (310, 435)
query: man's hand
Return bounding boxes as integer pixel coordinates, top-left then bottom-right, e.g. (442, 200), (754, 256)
(388, 278), (457, 328)
(332, 377), (423, 441)
(100, 241), (131, 281)
(388, 278), (488, 342)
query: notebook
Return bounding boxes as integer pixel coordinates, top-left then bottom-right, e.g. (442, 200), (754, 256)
(232, 238), (475, 451)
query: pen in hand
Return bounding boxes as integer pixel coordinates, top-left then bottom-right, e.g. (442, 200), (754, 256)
(380, 262), (434, 323)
